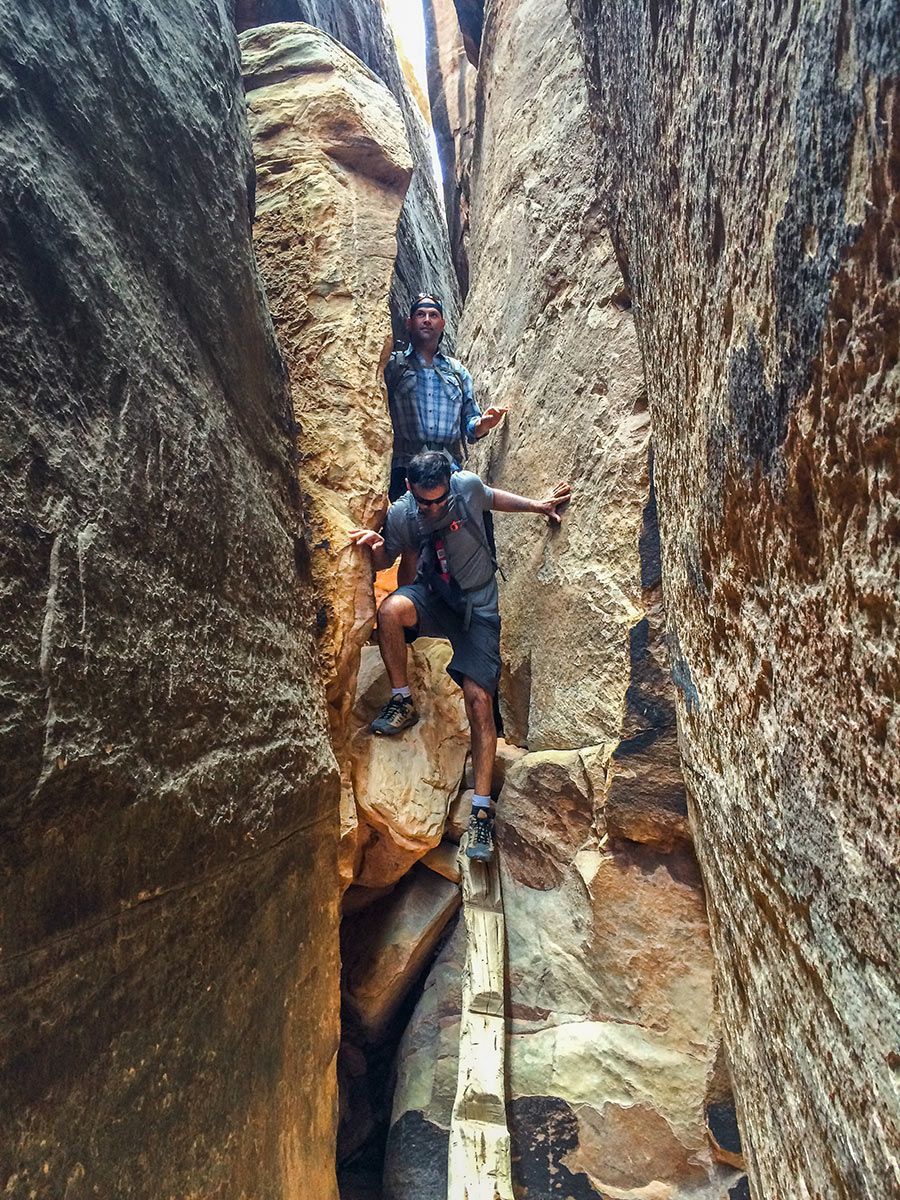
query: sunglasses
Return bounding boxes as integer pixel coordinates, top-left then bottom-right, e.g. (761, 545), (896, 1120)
(412, 488), (450, 508)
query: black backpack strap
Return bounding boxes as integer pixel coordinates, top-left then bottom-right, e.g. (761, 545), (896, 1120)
(444, 356), (476, 461)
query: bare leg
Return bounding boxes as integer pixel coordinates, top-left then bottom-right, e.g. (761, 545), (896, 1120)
(397, 546), (417, 587)
(462, 677), (497, 797)
(376, 593), (419, 688)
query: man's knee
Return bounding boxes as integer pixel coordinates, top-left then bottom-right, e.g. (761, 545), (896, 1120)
(463, 679), (495, 725)
(378, 592), (418, 629)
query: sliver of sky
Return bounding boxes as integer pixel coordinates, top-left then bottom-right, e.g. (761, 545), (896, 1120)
(384, 0), (428, 98)
(383, 0), (444, 191)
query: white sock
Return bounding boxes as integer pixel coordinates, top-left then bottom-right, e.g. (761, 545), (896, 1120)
(391, 686), (411, 698)
(472, 793), (492, 811)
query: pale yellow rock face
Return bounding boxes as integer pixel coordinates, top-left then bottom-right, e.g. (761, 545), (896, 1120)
(423, 0), (478, 292)
(460, 0), (648, 751)
(348, 641), (470, 887)
(241, 22), (411, 793)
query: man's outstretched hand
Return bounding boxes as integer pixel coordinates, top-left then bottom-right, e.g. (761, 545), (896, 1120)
(475, 405), (508, 435)
(538, 482), (571, 524)
(348, 527), (385, 554)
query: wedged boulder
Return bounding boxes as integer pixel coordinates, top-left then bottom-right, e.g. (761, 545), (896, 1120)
(348, 641), (470, 887)
(1, 5), (338, 1196)
(342, 863), (461, 1040)
(241, 23), (410, 796)
(388, 750), (743, 1199)
(444, 786), (475, 842)
(606, 728), (691, 850)
(461, 0), (648, 751)
(569, 0), (900, 1194)
(420, 839), (462, 883)
(236, 0), (461, 338)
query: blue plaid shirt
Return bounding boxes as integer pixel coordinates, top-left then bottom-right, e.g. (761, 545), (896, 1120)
(385, 345), (482, 469)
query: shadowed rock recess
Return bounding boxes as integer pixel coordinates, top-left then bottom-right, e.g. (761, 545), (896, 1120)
(1, 4), (339, 1198)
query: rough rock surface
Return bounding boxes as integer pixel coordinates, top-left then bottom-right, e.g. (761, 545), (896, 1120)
(569, 1), (900, 1195)
(424, 0), (478, 294)
(235, 0), (461, 342)
(460, 0), (649, 751)
(388, 750), (744, 1199)
(0, 4), (338, 1197)
(241, 22), (410, 851)
(389, 2), (741, 1193)
(348, 641), (470, 887)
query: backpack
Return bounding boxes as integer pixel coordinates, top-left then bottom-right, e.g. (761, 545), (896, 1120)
(405, 482), (501, 626)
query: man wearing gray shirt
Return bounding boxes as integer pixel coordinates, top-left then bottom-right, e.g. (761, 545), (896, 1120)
(349, 452), (570, 862)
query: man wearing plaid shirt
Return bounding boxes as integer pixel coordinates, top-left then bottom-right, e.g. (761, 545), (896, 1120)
(384, 293), (507, 502)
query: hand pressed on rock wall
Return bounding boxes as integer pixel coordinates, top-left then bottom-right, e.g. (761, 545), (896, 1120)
(537, 481), (571, 524)
(490, 481), (571, 524)
(473, 405), (508, 436)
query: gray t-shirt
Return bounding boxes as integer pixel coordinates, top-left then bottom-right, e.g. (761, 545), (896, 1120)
(382, 471), (499, 613)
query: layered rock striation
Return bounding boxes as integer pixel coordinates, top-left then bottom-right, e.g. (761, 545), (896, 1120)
(569, 1), (900, 1196)
(1, 4), (338, 1198)
(240, 21), (411, 885)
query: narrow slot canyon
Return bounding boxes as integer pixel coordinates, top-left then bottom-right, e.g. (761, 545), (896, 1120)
(1, 3), (896, 1200)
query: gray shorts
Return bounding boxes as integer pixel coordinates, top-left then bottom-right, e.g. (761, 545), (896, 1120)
(396, 582), (501, 695)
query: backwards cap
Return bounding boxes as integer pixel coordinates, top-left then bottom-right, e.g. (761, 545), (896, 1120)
(409, 293), (443, 316)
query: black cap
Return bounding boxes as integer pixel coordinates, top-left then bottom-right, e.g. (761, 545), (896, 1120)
(410, 292), (443, 316)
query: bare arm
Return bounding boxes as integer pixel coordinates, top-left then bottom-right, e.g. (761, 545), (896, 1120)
(348, 527), (395, 572)
(490, 482), (571, 525)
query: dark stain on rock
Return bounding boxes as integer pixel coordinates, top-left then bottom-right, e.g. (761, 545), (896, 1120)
(621, 617), (677, 738)
(669, 640), (700, 712)
(508, 1095), (606, 1198)
(639, 445), (662, 588)
(707, 1099), (743, 1155)
(382, 1110), (449, 1200)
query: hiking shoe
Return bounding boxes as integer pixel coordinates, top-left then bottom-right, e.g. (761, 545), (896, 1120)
(465, 809), (495, 862)
(370, 693), (419, 736)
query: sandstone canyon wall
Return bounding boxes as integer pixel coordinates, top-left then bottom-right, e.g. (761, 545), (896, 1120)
(240, 21), (411, 887)
(387, 2), (747, 1196)
(567, 2), (900, 1197)
(0, 5), (339, 1197)
(235, 14), (474, 1195)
